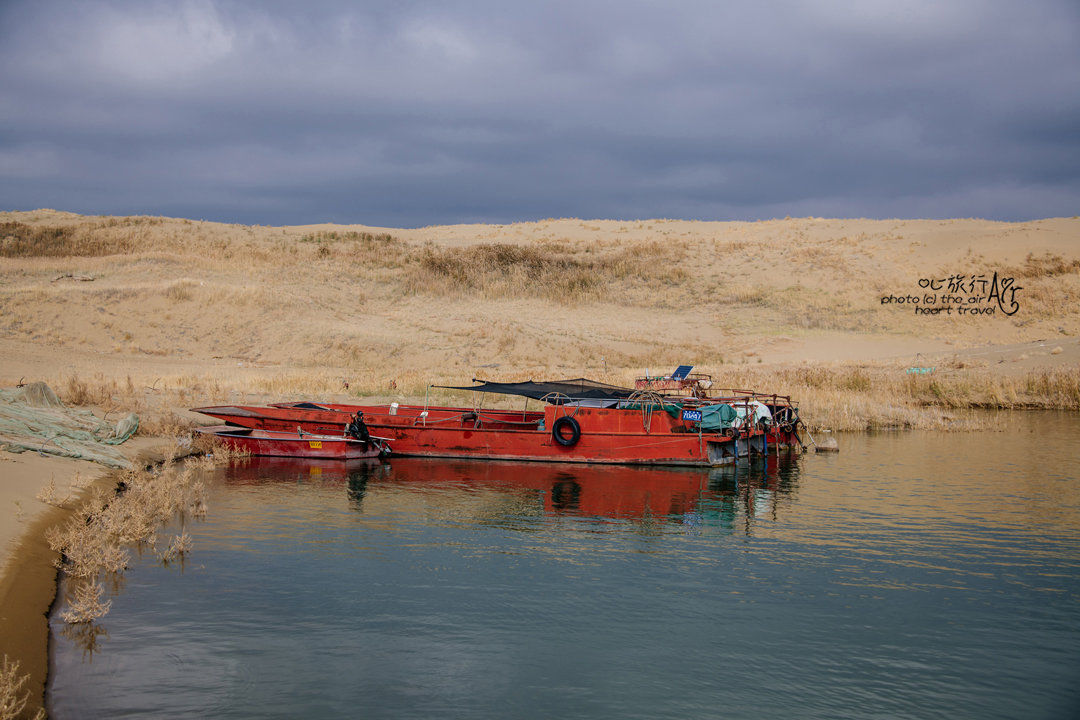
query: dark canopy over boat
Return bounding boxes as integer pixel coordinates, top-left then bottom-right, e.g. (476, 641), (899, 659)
(435, 378), (636, 403)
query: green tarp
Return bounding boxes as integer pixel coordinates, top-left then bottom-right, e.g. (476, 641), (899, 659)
(699, 403), (738, 430)
(619, 401), (683, 418)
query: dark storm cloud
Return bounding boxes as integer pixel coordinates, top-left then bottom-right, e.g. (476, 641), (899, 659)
(1, 0), (1078, 225)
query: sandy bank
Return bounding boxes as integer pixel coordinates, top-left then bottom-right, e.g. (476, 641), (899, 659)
(0, 438), (178, 718)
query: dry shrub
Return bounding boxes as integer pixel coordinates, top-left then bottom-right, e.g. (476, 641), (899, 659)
(35, 477), (68, 508)
(62, 374), (92, 406)
(158, 532), (193, 564)
(0, 655), (44, 720)
(191, 433), (249, 462)
(59, 581), (113, 624)
(44, 514), (131, 578)
(46, 454), (212, 624)
(138, 411), (196, 437)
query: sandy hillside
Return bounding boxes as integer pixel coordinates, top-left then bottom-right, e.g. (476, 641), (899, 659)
(1, 211), (1077, 400)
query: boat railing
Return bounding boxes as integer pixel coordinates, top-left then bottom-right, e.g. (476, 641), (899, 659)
(705, 390), (794, 406)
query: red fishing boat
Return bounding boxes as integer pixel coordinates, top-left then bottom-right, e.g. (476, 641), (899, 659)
(192, 375), (801, 467)
(194, 425), (390, 460)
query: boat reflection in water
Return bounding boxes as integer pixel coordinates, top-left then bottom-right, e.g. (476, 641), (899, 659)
(224, 452), (802, 532)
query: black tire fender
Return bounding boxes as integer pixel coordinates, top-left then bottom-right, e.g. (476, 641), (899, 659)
(551, 416), (581, 447)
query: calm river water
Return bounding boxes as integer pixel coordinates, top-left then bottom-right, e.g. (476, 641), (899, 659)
(50, 413), (1080, 719)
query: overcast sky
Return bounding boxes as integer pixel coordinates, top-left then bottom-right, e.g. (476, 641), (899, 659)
(1, 0), (1078, 226)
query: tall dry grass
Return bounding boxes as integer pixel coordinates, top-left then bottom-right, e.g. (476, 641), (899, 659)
(58, 372), (207, 437)
(405, 240), (688, 302)
(44, 353), (1080, 434)
(0, 219), (162, 257)
(1009, 252), (1080, 278)
(298, 230), (397, 247)
(699, 363), (1080, 431)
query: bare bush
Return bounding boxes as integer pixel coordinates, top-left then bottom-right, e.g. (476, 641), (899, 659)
(0, 655), (32, 720)
(59, 581), (113, 624)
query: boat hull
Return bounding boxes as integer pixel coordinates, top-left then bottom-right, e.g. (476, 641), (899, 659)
(191, 405), (770, 466)
(272, 401), (803, 450)
(195, 425), (384, 460)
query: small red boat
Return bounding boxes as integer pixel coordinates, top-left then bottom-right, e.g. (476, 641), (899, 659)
(195, 425), (390, 460)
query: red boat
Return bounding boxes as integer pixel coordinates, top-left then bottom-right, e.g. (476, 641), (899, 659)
(192, 378), (798, 467)
(194, 425), (389, 460)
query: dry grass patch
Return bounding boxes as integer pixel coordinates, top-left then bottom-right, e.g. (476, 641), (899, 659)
(55, 372), (216, 437)
(299, 230), (398, 246)
(163, 280), (197, 302)
(62, 373), (136, 408)
(705, 363), (1080, 431)
(1022, 368), (1080, 407)
(406, 240), (689, 302)
(1011, 252), (1080, 278)
(0, 221), (140, 257)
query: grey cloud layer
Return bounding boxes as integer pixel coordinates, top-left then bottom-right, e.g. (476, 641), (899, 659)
(1, 0), (1078, 225)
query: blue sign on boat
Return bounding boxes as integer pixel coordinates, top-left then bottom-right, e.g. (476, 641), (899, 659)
(682, 409), (702, 422)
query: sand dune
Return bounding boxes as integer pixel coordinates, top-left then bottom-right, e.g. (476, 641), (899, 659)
(2, 211), (1077, 393)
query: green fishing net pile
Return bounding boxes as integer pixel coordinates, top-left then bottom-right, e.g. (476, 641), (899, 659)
(0, 382), (138, 468)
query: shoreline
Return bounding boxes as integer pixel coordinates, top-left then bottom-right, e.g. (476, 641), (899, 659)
(0, 440), (192, 718)
(0, 495), (72, 719)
